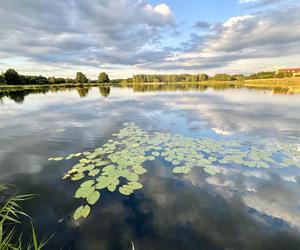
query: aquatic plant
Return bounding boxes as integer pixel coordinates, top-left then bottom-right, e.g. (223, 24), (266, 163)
(49, 123), (300, 220)
(0, 185), (51, 249)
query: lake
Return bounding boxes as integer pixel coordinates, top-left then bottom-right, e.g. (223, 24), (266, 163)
(0, 86), (300, 250)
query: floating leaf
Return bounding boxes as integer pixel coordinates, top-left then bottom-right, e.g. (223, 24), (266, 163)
(96, 176), (109, 189)
(152, 151), (160, 157)
(107, 183), (117, 192)
(71, 173), (85, 181)
(75, 185), (95, 199)
(88, 169), (100, 177)
(56, 123), (299, 221)
(128, 182), (143, 190)
(102, 165), (116, 172)
(119, 186), (133, 196)
(74, 206), (84, 220)
(74, 205), (91, 220)
(82, 205), (90, 218)
(80, 180), (95, 187)
(52, 157), (64, 161)
(87, 191), (100, 205)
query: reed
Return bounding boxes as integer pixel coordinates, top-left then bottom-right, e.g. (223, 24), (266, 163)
(0, 185), (51, 250)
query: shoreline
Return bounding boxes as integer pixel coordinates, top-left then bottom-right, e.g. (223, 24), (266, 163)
(1, 78), (300, 94)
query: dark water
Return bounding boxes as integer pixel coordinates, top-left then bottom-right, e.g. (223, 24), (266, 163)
(0, 86), (300, 250)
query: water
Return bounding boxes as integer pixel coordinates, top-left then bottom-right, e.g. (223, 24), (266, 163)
(0, 86), (300, 250)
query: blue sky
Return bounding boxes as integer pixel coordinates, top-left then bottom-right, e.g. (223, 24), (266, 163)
(0, 0), (299, 79)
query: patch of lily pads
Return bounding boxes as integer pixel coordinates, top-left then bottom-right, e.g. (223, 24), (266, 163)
(49, 122), (300, 220)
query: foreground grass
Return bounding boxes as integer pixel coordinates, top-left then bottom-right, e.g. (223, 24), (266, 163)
(0, 185), (51, 249)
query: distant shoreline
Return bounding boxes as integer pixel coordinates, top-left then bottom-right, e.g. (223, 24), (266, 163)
(0, 82), (109, 90)
(1, 77), (300, 95)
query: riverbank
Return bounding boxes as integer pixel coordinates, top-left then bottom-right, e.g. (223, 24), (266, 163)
(1, 77), (300, 95)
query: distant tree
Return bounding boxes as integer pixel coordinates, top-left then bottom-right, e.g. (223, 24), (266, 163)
(275, 72), (285, 78)
(0, 74), (6, 85)
(199, 73), (208, 81)
(76, 72), (88, 84)
(98, 72), (110, 83)
(4, 69), (21, 85)
(248, 71), (276, 80)
(192, 75), (199, 82)
(212, 73), (235, 81)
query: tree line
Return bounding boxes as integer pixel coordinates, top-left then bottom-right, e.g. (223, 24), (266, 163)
(120, 71), (294, 84)
(0, 69), (110, 85)
(0, 68), (295, 86)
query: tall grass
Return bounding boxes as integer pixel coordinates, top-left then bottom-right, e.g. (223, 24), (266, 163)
(0, 185), (51, 249)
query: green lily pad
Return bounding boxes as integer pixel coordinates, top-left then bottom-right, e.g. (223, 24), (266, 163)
(152, 151), (160, 157)
(128, 182), (143, 190)
(119, 185), (133, 196)
(75, 185), (95, 199)
(71, 173), (85, 181)
(89, 169), (100, 177)
(80, 180), (95, 187)
(74, 205), (90, 220)
(107, 183), (117, 192)
(56, 123), (300, 221)
(87, 191), (100, 205)
(95, 176), (109, 189)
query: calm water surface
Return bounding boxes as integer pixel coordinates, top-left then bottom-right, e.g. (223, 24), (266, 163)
(0, 87), (300, 250)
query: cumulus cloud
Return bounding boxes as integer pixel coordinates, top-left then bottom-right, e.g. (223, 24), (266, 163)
(0, 0), (299, 75)
(0, 0), (174, 71)
(147, 4), (300, 72)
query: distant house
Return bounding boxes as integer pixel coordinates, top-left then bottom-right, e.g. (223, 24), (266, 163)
(276, 68), (300, 77)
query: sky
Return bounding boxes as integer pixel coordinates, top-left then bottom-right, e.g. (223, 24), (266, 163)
(0, 0), (299, 79)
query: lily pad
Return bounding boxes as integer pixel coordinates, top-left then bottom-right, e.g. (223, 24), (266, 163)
(87, 191), (100, 205)
(74, 205), (90, 220)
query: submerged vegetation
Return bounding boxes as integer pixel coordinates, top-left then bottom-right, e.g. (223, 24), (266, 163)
(49, 123), (300, 221)
(0, 185), (50, 249)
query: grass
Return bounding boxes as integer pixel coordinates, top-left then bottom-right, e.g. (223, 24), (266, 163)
(0, 185), (51, 250)
(243, 78), (300, 94)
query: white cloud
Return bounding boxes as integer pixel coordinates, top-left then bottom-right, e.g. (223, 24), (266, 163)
(146, 4), (300, 73)
(223, 15), (254, 27)
(0, 0), (174, 77)
(239, 0), (258, 3)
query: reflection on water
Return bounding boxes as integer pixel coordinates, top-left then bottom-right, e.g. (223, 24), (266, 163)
(0, 86), (111, 103)
(0, 87), (300, 249)
(1, 82), (299, 104)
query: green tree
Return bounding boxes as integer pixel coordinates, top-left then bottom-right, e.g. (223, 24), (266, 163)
(76, 72), (88, 83)
(0, 74), (6, 85)
(98, 72), (110, 83)
(4, 69), (21, 85)
(199, 73), (208, 81)
(192, 75), (199, 82)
